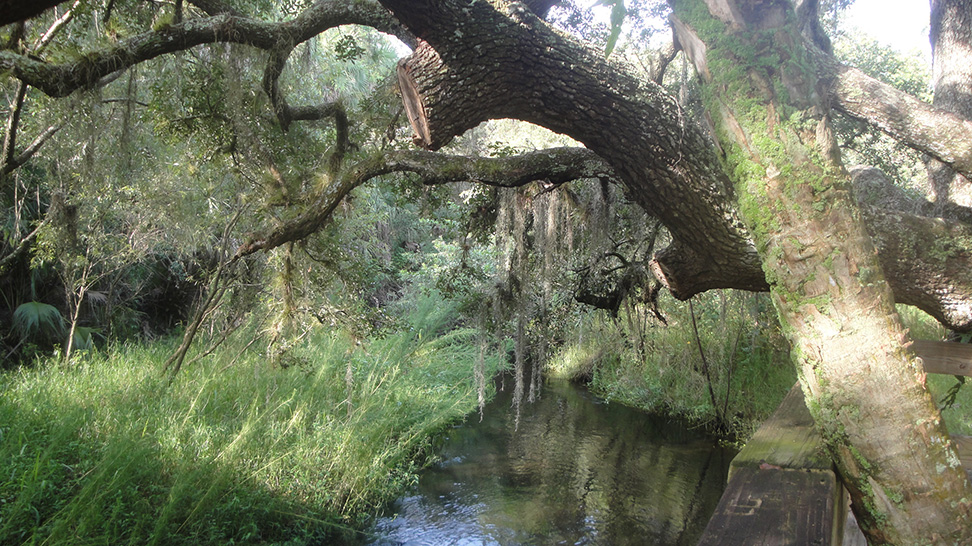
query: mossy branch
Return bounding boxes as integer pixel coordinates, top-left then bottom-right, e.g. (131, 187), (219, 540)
(234, 147), (615, 258)
(831, 63), (972, 181)
(0, 0), (408, 98)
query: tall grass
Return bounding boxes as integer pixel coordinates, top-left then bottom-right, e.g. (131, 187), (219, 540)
(549, 297), (972, 440)
(0, 298), (500, 545)
(547, 290), (796, 437)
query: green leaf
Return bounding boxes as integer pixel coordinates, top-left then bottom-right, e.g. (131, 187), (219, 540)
(12, 302), (65, 340)
(71, 327), (103, 350)
(595, 0), (626, 57)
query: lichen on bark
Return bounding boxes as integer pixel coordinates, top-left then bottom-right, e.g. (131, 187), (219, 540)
(672, 0), (972, 542)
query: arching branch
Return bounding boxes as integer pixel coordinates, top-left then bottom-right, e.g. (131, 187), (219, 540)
(381, 0), (972, 332)
(0, 1), (407, 98)
(0, 0), (70, 26)
(235, 146), (614, 258)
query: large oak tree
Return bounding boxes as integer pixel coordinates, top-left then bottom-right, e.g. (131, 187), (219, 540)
(3, 0), (972, 542)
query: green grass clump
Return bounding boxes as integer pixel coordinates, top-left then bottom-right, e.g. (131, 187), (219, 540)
(547, 290), (796, 438)
(0, 300), (500, 545)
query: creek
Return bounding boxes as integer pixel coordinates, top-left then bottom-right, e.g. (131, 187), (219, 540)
(364, 378), (733, 545)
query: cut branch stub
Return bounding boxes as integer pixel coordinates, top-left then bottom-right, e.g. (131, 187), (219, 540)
(397, 58), (432, 148)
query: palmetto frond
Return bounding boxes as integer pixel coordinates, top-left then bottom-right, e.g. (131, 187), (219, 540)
(12, 301), (65, 340)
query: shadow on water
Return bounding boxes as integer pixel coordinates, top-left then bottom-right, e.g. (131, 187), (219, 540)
(364, 377), (734, 545)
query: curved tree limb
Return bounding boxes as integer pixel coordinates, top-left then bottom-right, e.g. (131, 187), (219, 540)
(851, 167), (972, 330)
(0, 1), (407, 98)
(831, 63), (972, 181)
(388, 0), (766, 298)
(379, 0), (972, 332)
(234, 146), (614, 259)
(0, 0), (69, 26)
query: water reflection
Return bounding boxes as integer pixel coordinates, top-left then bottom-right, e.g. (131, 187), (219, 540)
(367, 378), (732, 545)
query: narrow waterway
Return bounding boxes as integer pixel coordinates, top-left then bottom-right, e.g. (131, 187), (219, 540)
(366, 378), (733, 545)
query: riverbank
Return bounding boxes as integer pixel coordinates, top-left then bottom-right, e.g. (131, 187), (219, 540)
(546, 291), (797, 439)
(544, 294), (972, 441)
(0, 319), (502, 545)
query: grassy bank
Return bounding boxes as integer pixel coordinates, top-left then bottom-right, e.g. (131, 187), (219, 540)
(0, 302), (500, 545)
(546, 291), (796, 438)
(548, 292), (972, 441)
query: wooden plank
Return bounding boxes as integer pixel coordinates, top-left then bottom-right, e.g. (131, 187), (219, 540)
(952, 434), (972, 469)
(730, 383), (831, 475)
(911, 339), (972, 377)
(699, 379), (972, 545)
(697, 466), (841, 546)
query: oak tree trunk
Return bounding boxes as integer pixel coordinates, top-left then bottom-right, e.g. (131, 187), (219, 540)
(927, 0), (972, 209)
(671, 1), (972, 542)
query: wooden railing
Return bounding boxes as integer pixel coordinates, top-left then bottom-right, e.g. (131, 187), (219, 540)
(696, 340), (972, 546)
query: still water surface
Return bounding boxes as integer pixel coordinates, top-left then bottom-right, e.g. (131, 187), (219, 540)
(366, 379), (733, 545)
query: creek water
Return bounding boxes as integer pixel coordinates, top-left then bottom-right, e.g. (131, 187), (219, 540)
(364, 378), (733, 545)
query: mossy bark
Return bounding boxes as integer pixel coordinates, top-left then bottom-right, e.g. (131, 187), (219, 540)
(378, 0), (972, 332)
(671, 0), (972, 542)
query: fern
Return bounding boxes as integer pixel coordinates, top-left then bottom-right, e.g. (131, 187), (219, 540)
(12, 301), (65, 341)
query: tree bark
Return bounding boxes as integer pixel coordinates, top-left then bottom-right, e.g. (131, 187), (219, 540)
(669, 1), (972, 542)
(927, 0), (972, 209)
(378, 0), (972, 332)
(385, 0), (779, 299)
(5, 0), (972, 331)
(0, 2), (408, 98)
(0, 0), (69, 26)
(831, 63), (972, 182)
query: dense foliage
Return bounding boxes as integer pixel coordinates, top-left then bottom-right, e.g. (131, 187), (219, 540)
(2, 0), (969, 542)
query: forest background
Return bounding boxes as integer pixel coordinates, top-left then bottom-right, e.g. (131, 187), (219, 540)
(0, 0), (968, 544)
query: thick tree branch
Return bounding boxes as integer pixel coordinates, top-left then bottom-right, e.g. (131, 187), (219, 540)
(0, 0), (69, 26)
(387, 0), (766, 297)
(832, 63), (972, 180)
(235, 146), (613, 258)
(0, 1), (406, 98)
(379, 0), (972, 332)
(851, 167), (972, 330)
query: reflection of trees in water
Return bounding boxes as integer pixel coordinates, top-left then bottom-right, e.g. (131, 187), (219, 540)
(491, 380), (731, 545)
(374, 380), (731, 545)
